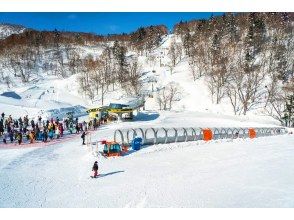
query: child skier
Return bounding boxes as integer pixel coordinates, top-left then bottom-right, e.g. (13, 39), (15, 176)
(92, 161), (99, 178)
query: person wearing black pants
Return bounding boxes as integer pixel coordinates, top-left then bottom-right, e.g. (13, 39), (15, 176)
(81, 131), (86, 145)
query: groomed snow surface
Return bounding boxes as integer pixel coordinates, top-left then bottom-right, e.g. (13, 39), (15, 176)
(0, 111), (293, 208)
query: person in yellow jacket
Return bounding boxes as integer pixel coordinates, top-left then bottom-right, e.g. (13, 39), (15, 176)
(29, 131), (35, 144)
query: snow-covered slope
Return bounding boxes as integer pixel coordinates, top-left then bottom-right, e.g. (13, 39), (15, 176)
(0, 123), (293, 207)
(0, 23), (26, 39)
(0, 74), (88, 119)
(0, 33), (285, 125)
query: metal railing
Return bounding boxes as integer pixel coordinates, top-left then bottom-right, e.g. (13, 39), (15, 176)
(113, 127), (287, 145)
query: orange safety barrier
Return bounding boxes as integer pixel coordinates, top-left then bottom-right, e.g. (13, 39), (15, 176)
(248, 128), (256, 139)
(202, 128), (213, 141)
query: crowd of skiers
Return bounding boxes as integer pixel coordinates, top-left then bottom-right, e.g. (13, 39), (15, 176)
(0, 112), (100, 145)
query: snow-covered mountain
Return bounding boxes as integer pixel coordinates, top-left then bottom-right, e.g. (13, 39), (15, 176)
(0, 13), (293, 125)
(0, 23), (26, 39)
(0, 13), (294, 208)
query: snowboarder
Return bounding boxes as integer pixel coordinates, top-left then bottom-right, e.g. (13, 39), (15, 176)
(81, 131), (86, 145)
(91, 161), (99, 178)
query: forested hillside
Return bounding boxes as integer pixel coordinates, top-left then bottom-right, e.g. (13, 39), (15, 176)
(0, 13), (293, 126)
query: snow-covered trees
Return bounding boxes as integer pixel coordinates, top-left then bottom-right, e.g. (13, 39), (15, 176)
(9, 47), (38, 83)
(0, 13), (293, 122)
(206, 33), (230, 104)
(77, 41), (144, 102)
(174, 12), (294, 118)
(156, 82), (183, 110)
(124, 59), (143, 96)
(130, 25), (168, 55)
(167, 38), (183, 67)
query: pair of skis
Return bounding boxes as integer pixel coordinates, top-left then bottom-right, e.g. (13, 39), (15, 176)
(90, 175), (100, 178)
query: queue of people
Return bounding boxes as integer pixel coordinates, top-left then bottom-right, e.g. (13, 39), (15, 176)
(0, 112), (99, 146)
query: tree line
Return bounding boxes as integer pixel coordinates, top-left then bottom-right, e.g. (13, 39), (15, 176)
(0, 13), (293, 126)
(170, 12), (294, 125)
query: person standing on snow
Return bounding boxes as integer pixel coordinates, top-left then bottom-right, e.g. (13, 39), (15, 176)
(43, 129), (48, 142)
(29, 131), (35, 144)
(17, 132), (22, 145)
(2, 132), (7, 144)
(0, 120), (4, 136)
(93, 118), (97, 130)
(92, 161), (99, 178)
(59, 123), (64, 137)
(31, 119), (35, 130)
(75, 123), (79, 134)
(81, 131), (86, 145)
(55, 126), (60, 139)
(9, 130), (14, 143)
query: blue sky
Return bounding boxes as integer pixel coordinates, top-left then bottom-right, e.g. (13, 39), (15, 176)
(0, 12), (224, 35)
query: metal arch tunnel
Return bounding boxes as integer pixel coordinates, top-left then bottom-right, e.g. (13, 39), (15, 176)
(113, 127), (287, 146)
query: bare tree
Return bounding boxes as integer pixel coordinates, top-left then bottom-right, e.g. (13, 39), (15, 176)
(0, 66), (12, 88)
(168, 38), (183, 67)
(147, 54), (157, 70)
(124, 58), (143, 96)
(206, 36), (230, 104)
(263, 86), (287, 124)
(166, 63), (175, 75)
(188, 36), (210, 81)
(229, 47), (267, 115)
(9, 47), (37, 83)
(156, 82), (182, 110)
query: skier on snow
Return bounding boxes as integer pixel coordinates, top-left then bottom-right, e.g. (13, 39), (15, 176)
(92, 161), (99, 178)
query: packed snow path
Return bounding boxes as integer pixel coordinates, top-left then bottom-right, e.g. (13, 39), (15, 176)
(0, 125), (293, 207)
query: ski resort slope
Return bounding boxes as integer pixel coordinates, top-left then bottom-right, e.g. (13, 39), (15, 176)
(0, 114), (293, 208)
(0, 34), (275, 119)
